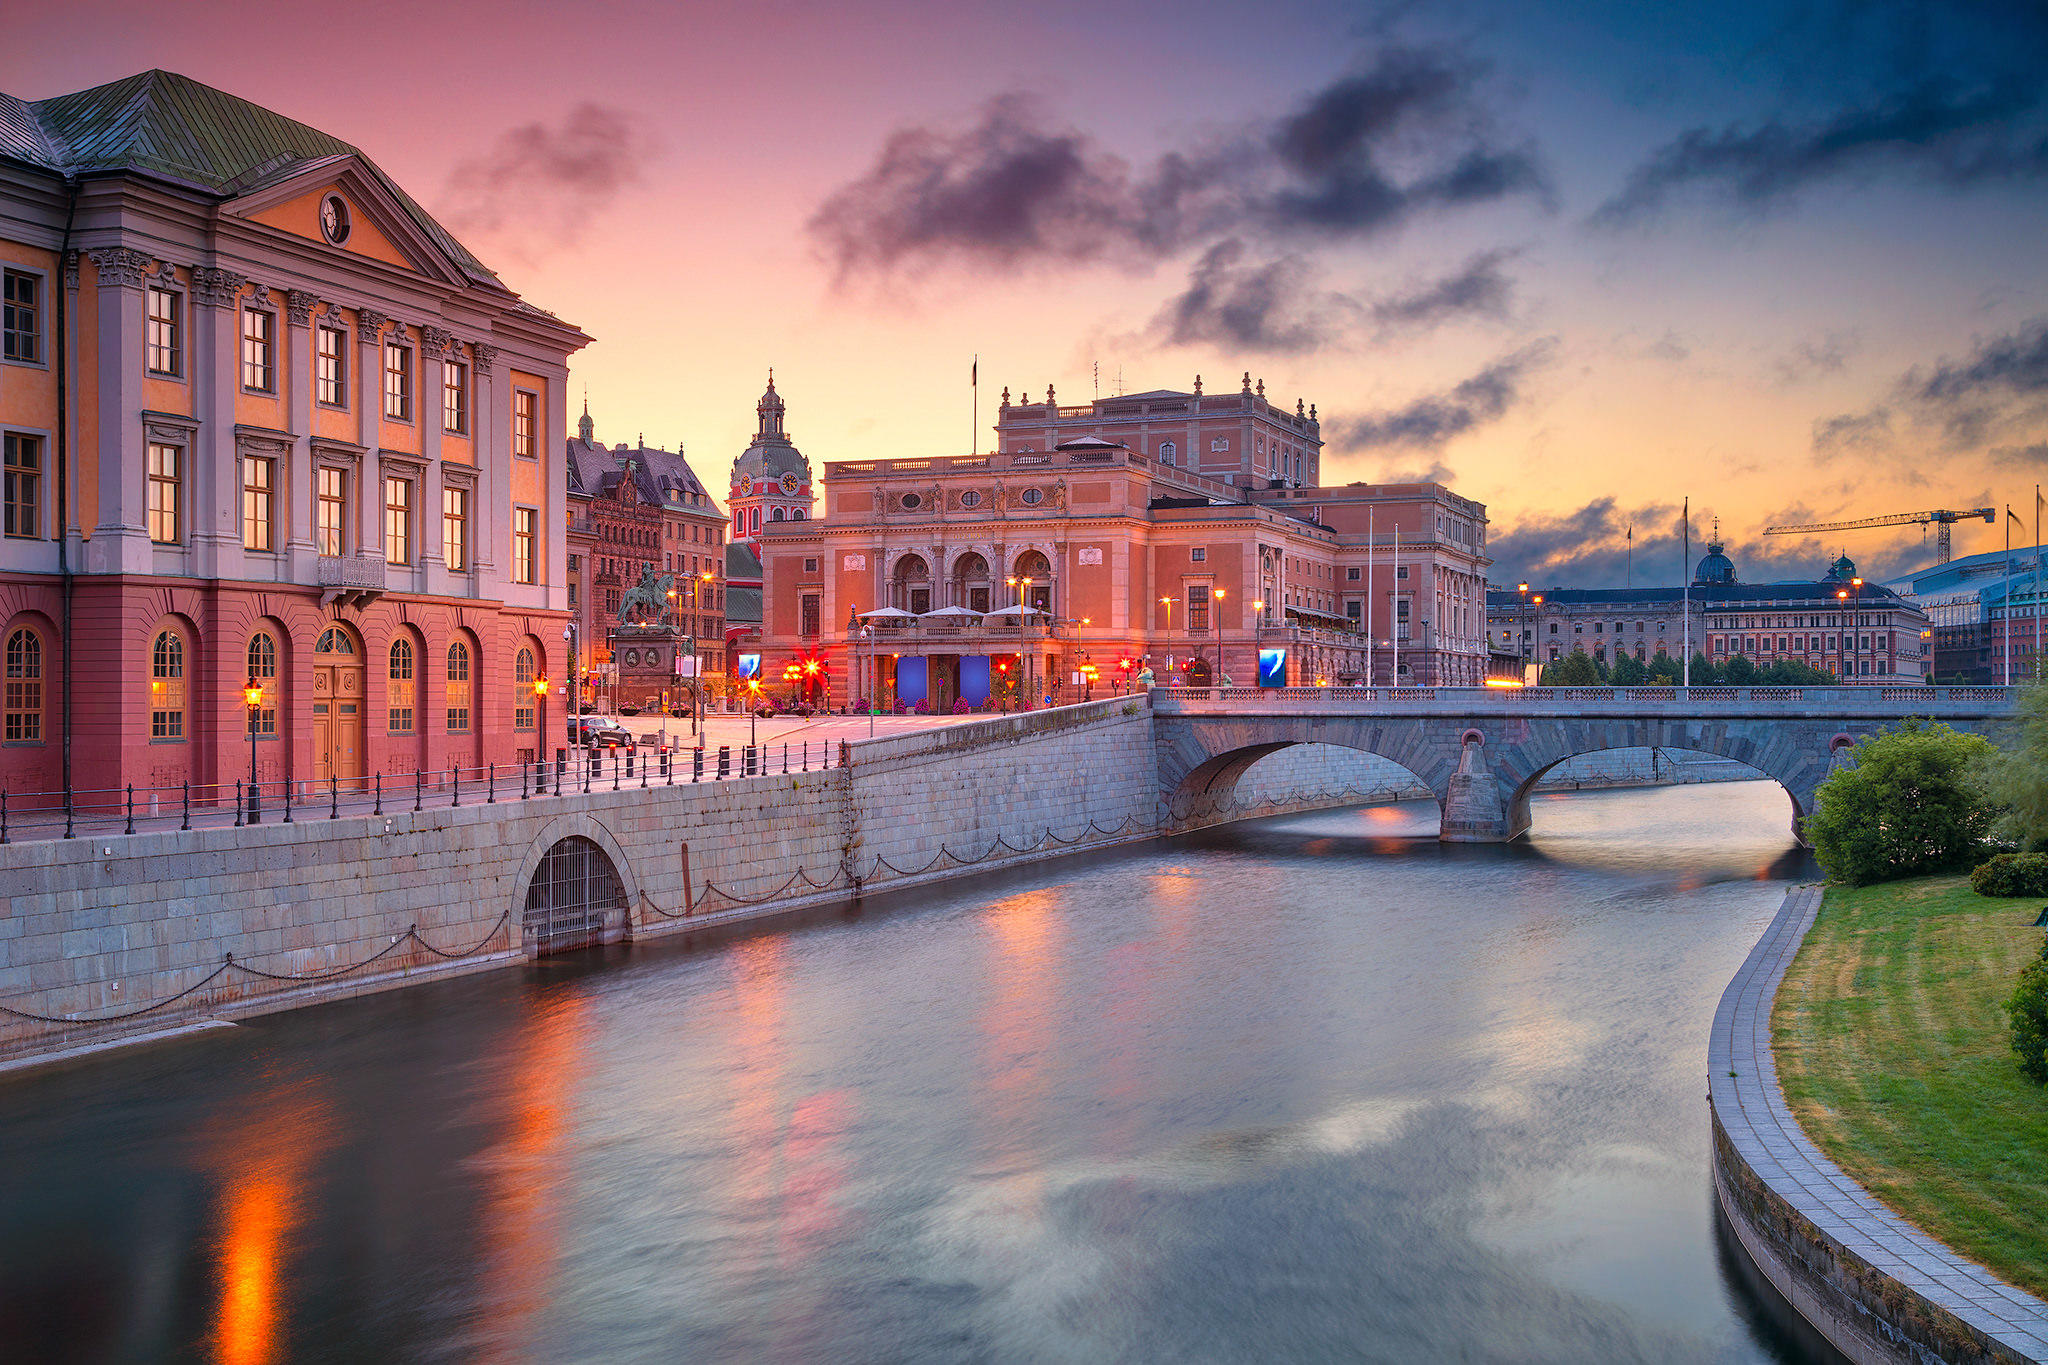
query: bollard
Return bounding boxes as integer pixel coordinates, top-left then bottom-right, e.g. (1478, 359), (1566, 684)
(693, 748), (703, 783)
(717, 745), (731, 779)
(661, 750), (672, 784)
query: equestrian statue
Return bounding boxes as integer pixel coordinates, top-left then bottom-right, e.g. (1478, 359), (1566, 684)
(617, 564), (676, 626)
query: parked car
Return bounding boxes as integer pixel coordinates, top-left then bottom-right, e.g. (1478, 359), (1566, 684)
(566, 715), (635, 749)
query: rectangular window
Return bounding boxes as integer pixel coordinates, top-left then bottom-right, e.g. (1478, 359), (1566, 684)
(384, 476), (411, 565)
(146, 286), (181, 377)
(240, 307), (274, 391)
(316, 326), (347, 406)
(316, 466), (346, 557)
(443, 360), (469, 434)
(801, 594), (821, 638)
(383, 342), (411, 421)
(513, 389), (537, 458)
(513, 507), (536, 584)
(3, 432), (40, 539)
(1347, 566), (1361, 581)
(1188, 588), (1210, 632)
(241, 455), (273, 551)
(147, 443), (181, 543)
(443, 485), (469, 570)
(1190, 546), (1206, 562)
(2, 270), (40, 363)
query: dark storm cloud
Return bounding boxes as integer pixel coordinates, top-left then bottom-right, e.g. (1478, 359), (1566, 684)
(1819, 316), (2048, 456)
(1368, 251), (1515, 332)
(1147, 240), (1352, 353)
(1488, 499), (1880, 590)
(810, 47), (1544, 279)
(443, 105), (652, 249)
(1594, 3), (2048, 225)
(1330, 339), (1556, 451)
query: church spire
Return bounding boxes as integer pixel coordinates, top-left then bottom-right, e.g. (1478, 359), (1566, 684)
(577, 391), (594, 443)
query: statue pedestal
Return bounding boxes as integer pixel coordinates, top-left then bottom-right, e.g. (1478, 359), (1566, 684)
(608, 623), (696, 714)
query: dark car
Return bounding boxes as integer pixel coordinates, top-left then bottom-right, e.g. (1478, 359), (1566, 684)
(566, 715), (635, 749)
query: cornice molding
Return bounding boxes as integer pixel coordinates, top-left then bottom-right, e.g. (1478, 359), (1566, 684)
(86, 246), (152, 291)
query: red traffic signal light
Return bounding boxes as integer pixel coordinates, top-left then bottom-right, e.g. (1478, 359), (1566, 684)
(996, 661), (1010, 673)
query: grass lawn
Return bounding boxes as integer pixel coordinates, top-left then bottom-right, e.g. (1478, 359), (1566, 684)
(1773, 875), (2048, 1297)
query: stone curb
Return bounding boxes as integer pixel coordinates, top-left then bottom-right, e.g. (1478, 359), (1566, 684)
(1710, 885), (2048, 1363)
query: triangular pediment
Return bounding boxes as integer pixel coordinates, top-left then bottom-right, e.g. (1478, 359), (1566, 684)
(221, 156), (470, 287)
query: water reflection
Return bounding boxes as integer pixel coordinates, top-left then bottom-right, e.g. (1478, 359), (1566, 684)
(0, 781), (1823, 1363)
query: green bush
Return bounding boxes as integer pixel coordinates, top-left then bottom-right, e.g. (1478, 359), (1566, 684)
(1972, 852), (2048, 897)
(1808, 720), (1998, 886)
(2006, 937), (2048, 1085)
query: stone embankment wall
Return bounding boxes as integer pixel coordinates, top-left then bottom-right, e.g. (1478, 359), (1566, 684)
(0, 699), (1161, 1064)
(1710, 887), (2048, 1364)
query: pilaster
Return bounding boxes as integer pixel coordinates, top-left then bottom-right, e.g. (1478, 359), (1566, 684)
(85, 247), (155, 574)
(470, 342), (500, 580)
(284, 290), (317, 574)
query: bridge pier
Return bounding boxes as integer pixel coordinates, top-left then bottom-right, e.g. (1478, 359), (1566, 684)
(1440, 731), (1526, 842)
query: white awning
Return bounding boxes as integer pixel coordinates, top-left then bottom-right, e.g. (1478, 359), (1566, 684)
(858, 607), (916, 619)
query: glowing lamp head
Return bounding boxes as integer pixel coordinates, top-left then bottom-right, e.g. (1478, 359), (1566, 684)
(533, 675), (549, 698)
(243, 677), (262, 708)
(804, 660), (819, 674)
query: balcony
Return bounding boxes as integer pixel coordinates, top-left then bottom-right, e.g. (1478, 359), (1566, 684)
(316, 554), (386, 609)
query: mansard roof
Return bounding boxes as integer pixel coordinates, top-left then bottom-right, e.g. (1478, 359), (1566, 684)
(0, 69), (500, 287)
(567, 434), (723, 520)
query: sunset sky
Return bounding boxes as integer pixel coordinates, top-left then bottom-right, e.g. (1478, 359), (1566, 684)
(8, 0), (2048, 587)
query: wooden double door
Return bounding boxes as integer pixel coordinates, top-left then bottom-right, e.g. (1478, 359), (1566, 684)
(313, 657), (365, 788)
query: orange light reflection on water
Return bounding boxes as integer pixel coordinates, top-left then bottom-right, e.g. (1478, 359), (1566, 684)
(207, 1081), (335, 1365)
(980, 887), (1063, 1163)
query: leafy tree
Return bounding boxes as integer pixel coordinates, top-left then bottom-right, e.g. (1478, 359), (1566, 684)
(1807, 720), (1998, 885)
(1646, 651), (1683, 684)
(1723, 654), (1757, 684)
(2007, 936), (2048, 1085)
(1757, 659), (1835, 686)
(1609, 651), (1647, 685)
(1979, 680), (2048, 851)
(1540, 650), (1602, 686)
(1688, 652), (1722, 684)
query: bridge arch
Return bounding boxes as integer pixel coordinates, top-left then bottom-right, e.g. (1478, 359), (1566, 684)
(1160, 728), (1460, 828)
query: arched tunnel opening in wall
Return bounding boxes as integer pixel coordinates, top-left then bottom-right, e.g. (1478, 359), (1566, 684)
(1169, 741), (1443, 831)
(523, 835), (632, 956)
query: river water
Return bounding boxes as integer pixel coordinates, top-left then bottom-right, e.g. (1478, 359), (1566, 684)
(0, 781), (1835, 1364)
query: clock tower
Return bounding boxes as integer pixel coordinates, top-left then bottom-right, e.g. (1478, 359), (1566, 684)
(727, 372), (815, 547)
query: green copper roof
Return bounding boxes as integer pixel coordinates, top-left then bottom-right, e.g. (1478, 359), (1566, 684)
(3, 70), (500, 287)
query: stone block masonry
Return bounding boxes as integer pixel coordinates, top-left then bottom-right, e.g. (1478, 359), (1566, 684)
(0, 698), (1168, 1063)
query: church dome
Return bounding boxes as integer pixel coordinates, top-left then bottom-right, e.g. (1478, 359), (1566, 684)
(1693, 540), (1736, 585)
(1826, 554), (1857, 581)
(729, 371), (811, 490)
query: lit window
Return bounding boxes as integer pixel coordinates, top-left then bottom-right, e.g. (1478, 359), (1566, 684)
(443, 485), (469, 571)
(3, 627), (42, 742)
(2, 270), (40, 363)
(150, 630), (185, 739)
(384, 476), (411, 565)
(147, 443), (181, 543)
(240, 305), (274, 391)
(446, 640), (471, 733)
(4, 432), (40, 539)
(388, 637), (415, 733)
(514, 507), (536, 584)
(317, 326), (347, 406)
(241, 455), (273, 551)
(514, 646), (536, 730)
(146, 285), (181, 377)
(246, 633), (277, 737)
(513, 389), (537, 458)
(316, 466), (346, 557)
(383, 341), (411, 421)
(443, 360), (469, 435)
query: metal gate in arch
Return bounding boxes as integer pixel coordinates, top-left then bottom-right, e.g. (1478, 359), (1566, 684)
(523, 836), (629, 955)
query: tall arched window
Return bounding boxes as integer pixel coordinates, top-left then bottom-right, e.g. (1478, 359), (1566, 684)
(446, 640), (472, 733)
(150, 630), (186, 739)
(771, 506), (785, 522)
(893, 553), (931, 613)
(388, 638), (415, 733)
(247, 631), (277, 737)
(3, 627), (42, 742)
(514, 646), (536, 730)
(1158, 440), (1177, 466)
(1013, 550), (1053, 615)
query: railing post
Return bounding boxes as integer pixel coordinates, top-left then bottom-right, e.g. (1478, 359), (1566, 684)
(487, 762), (496, 804)
(694, 748), (703, 782)
(235, 778), (244, 828)
(522, 760), (531, 800)
(642, 752), (649, 788)
(1, 788), (8, 844)
(282, 776), (293, 823)
(614, 753), (622, 791)
(452, 766), (461, 808)
(330, 774), (339, 819)
(415, 769), (423, 812)
(374, 772), (383, 816)
(181, 780), (190, 831)
(718, 745), (730, 779)
(125, 784), (135, 835)
(64, 781), (74, 839)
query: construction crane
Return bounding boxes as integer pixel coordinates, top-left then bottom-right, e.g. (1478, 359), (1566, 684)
(1763, 507), (1995, 565)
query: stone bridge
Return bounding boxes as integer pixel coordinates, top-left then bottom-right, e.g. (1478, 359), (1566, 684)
(1150, 685), (2015, 842)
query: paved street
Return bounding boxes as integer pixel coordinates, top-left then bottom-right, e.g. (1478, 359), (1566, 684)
(611, 709), (992, 752)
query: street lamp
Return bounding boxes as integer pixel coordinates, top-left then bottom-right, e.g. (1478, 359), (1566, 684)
(244, 676), (263, 823)
(747, 679), (761, 749)
(1210, 587), (1225, 685)
(533, 674), (550, 791)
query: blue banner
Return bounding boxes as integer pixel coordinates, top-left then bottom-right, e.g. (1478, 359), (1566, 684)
(896, 656), (928, 706)
(959, 655), (991, 706)
(1257, 648), (1288, 688)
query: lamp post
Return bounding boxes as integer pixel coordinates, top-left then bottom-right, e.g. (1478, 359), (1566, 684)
(747, 679), (760, 749)
(1209, 587), (1225, 686)
(1251, 598), (1264, 688)
(1158, 595), (1174, 683)
(534, 674), (549, 791)
(244, 676), (262, 824)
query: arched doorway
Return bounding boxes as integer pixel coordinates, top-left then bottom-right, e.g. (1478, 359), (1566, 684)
(951, 552), (991, 612)
(893, 553), (931, 613)
(1013, 550), (1053, 613)
(523, 835), (629, 954)
(1188, 657), (1214, 687)
(312, 623), (365, 788)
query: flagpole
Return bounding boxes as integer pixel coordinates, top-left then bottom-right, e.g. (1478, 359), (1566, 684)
(2034, 483), (2041, 677)
(1626, 523), (1633, 589)
(1681, 498), (1691, 689)
(971, 354), (978, 456)
(1367, 504), (1375, 686)
(2005, 505), (2014, 687)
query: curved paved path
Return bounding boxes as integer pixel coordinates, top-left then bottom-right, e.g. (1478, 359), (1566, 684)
(1711, 885), (2048, 1360)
